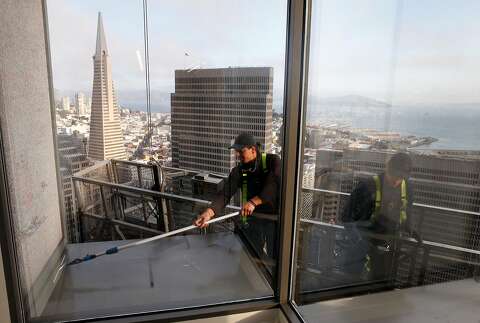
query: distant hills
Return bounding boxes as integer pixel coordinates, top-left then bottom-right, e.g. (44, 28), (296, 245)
(315, 95), (391, 108)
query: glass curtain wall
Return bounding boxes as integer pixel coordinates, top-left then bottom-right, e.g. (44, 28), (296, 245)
(2, 0), (290, 321)
(293, 0), (480, 322)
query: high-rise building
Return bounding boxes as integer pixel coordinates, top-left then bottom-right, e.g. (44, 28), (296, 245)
(75, 92), (86, 116)
(87, 13), (126, 161)
(62, 96), (70, 111)
(57, 133), (92, 242)
(171, 67), (274, 175)
(85, 96), (92, 115)
(302, 162), (316, 218)
(305, 149), (345, 222)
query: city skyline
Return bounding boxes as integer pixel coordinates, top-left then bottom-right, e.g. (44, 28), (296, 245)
(47, 0), (480, 108)
(47, 0), (287, 111)
(49, 2), (479, 153)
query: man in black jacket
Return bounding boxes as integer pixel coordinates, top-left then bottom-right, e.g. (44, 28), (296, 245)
(341, 152), (417, 282)
(194, 133), (281, 260)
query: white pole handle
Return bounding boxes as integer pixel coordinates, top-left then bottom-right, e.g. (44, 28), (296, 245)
(116, 211), (240, 252)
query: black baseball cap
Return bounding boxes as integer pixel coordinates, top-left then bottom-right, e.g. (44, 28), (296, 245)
(229, 133), (256, 150)
(386, 152), (412, 179)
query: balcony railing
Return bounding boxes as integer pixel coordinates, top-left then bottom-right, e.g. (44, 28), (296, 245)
(71, 159), (235, 242)
(297, 185), (480, 301)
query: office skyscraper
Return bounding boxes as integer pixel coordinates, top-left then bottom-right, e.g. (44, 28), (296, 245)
(87, 13), (125, 161)
(75, 92), (86, 116)
(85, 96), (92, 115)
(171, 67), (273, 174)
(62, 96), (70, 111)
(57, 134), (92, 242)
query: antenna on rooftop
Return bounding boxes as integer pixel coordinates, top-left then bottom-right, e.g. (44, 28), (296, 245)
(183, 51), (205, 72)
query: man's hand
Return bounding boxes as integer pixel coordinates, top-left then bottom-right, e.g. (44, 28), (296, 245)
(194, 208), (215, 228)
(241, 201), (256, 217)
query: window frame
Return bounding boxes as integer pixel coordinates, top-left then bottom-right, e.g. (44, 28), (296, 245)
(278, 0), (312, 321)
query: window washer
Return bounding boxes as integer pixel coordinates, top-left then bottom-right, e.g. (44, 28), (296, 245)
(341, 152), (420, 283)
(194, 132), (281, 260)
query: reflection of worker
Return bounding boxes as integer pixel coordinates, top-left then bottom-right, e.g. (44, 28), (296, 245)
(194, 133), (281, 258)
(342, 152), (416, 281)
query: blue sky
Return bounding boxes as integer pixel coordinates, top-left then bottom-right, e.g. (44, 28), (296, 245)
(48, 0), (480, 109)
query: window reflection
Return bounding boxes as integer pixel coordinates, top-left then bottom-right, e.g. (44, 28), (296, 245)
(295, 0), (480, 321)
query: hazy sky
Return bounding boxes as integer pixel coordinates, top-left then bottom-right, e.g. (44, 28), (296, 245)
(47, 0), (288, 109)
(309, 0), (480, 105)
(48, 0), (480, 109)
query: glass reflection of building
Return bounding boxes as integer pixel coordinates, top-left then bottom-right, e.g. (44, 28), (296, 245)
(298, 148), (480, 290)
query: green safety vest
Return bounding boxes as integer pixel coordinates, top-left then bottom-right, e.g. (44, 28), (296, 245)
(371, 175), (408, 224)
(365, 175), (408, 273)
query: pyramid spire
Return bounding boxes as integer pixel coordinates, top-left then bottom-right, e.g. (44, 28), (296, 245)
(88, 12), (125, 161)
(95, 12), (108, 57)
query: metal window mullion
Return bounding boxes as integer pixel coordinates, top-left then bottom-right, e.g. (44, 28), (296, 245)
(277, 0), (311, 315)
(77, 299), (278, 323)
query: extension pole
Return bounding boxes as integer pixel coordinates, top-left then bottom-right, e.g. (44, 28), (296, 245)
(68, 211), (239, 266)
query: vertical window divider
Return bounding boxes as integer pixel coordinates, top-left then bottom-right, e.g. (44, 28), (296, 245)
(276, 0), (312, 321)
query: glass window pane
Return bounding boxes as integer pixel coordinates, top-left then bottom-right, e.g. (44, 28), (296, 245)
(293, 1), (480, 322)
(146, 0), (287, 307)
(13, 0), (288, 321)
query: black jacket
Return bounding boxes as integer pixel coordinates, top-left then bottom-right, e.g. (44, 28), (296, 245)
(210, 153), (281, 215)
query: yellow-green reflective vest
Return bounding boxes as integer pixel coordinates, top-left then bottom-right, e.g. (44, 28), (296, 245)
(371, 175), (408, 224)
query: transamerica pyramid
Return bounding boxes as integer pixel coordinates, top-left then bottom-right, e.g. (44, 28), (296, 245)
(88, 12), (126, 160)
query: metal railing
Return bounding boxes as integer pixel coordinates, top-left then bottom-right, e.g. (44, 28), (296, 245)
(303, 187), (480, 217)
(298, 186), (480, 289)
(300, 217), (480, 257)
(71, 159), (230, 242)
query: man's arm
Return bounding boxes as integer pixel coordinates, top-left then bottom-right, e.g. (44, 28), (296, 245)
(194, 167), (240, 228)
(210, 167), (241, 215)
